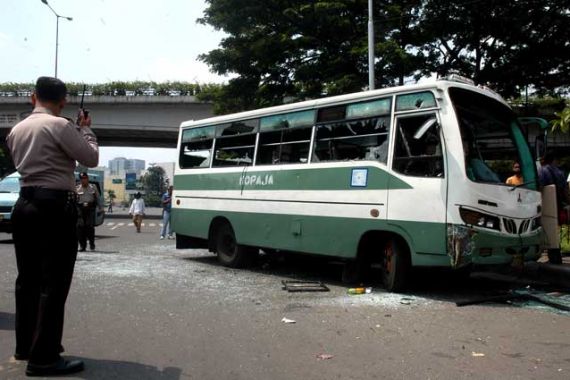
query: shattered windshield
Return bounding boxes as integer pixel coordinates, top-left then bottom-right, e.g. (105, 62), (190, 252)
(449, 88), (537, 190)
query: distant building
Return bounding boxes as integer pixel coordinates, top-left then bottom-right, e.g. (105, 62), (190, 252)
(108, 157), (145, 175)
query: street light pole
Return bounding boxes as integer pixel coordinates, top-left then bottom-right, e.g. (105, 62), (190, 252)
(368, 0), (375, 90)
(40, 0), (72, 78)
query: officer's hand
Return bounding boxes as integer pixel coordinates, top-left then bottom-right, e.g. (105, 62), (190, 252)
(77, 110), (92, 127)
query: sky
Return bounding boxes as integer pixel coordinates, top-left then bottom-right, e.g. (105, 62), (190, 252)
(0, 0), (228, 167)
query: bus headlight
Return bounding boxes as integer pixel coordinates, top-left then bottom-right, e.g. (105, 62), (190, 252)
(459, 207), (500, 231)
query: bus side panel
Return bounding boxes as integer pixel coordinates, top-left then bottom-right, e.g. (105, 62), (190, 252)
(171, 207), (211, 241)
(172, 206), (449, 266)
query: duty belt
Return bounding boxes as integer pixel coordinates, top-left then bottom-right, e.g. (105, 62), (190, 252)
(20, 187), (77, 202)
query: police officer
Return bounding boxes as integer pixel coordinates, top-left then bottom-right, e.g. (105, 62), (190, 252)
(76, 172), (102, 251)
(6, 77), (98, 376)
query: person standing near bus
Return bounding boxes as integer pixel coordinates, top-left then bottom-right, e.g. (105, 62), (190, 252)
(76, 172), (102, 251)
(160, 185), (174, 239)
(6, 76), (98, 376)
(505, 161), (524, 186)
(538, 152), (570, 264)
(129, 192), (145, 233)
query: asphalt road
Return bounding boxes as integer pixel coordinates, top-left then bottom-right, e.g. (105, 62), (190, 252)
(1, 218), (569, 379)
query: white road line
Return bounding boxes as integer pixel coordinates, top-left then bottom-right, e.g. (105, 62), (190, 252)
(111, 223), (124, 230)
(128, 223), (134, 226)
(106, 222), (115, 226)
(149, 223), (156, 227)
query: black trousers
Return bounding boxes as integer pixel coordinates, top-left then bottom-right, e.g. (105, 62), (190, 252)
(77, 206), (95, 248)
(12, 191), (78, 365)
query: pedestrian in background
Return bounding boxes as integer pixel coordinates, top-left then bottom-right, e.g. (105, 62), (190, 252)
(129, 192), (145, 233)
(160, 185), (174, 239)
(6, 76), (98, 376)
(76, 172), (102, 251)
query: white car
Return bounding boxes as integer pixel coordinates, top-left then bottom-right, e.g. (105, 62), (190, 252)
(0, 171), (106, 233)
(0, 172), (21, 233)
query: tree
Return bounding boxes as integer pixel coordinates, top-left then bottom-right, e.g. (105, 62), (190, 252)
(107, 190), (116, 203)
(418, 0), (570, 97)
(551, 107), (570, 134)
(199, 0), (570, 112)
(141, 165), (166, 207)
(198, 0), (373, 112)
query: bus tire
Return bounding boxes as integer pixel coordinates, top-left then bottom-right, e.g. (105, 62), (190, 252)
(214, 223), (255, 268)
(382, 237), (410, 292)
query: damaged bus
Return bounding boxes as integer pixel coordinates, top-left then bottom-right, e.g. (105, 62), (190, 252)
(172, 76), (542, 291)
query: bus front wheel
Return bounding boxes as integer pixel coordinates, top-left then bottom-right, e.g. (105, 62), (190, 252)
(382, 238), (410, 292)
(214, 223), (255, 268)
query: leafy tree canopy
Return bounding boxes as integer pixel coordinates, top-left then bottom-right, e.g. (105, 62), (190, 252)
(142, 165), (166, 196)
(199, 0), (570, 113)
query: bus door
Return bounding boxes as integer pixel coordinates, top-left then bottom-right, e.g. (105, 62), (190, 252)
(387, 112), (448, 259)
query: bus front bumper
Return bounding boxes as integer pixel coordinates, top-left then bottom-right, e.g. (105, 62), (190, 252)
(448, 224), (542, 268)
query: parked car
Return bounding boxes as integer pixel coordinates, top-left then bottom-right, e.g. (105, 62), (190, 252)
(0, 171), (105, 233)
(0, 172), (21, 233)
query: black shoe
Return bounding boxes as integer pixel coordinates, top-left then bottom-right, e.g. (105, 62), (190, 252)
(79, 247), (86, 252)
(26, 357), (84, 377)
(89, 244), (95, 251)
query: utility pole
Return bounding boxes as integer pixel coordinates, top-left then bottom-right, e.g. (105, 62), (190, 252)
(368, 0), (375, 90)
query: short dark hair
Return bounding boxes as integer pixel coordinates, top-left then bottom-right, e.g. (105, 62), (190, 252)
(543, 152), (555, 164)
(35, 76), (67, 103)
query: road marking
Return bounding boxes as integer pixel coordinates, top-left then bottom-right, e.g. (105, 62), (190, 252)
(128, 223), (134, 226)
(106, 222), (115, 226)
(149, 223), (156, 227)
(111, 222), (124, 230)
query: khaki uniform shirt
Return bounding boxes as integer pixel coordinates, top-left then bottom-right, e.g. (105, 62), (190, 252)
(6, 107), (99, 191)
(76, 183), (100, 207)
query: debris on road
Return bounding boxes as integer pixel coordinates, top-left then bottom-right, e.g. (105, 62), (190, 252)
(456, 289), (570, 312)
(471, 352), (486, 357)
(347, 287), (372, 295)
(282, 280), (329, 292)
(316, 353), (334, 360)
(400, 297), (413, 305)
(281, 317), (296, 324)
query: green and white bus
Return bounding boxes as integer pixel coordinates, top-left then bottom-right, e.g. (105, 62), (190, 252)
(172, 76), (542, 291)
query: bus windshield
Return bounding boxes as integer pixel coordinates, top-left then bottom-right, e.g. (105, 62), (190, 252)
(449, 87), (537, 190)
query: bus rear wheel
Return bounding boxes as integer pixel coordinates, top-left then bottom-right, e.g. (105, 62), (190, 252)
(381, 238), (410, 292)
(214, 223), (255, 268)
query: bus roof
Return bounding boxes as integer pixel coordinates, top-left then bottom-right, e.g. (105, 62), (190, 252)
(179, 79), (509, 129)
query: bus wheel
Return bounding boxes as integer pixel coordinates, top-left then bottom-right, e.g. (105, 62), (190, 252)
(381, 238), (410, 292)
(214, 223), (255, 268)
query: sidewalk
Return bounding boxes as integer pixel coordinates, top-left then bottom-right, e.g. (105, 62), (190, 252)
(104, 206), (163, 220)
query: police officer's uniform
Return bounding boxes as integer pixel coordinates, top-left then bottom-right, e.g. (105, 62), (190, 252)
(76, 179), (101, 251)
(6, 105), (98, 366)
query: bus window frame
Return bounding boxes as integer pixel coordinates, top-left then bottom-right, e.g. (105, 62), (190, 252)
(391, 111), (446, 178)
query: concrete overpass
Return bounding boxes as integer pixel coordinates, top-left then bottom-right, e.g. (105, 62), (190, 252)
(0, 95), (213, 147)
